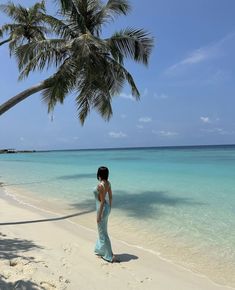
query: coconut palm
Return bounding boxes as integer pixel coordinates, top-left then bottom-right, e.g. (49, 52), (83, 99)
(0, 1), (49, 53)
(0, 0), (153, 124)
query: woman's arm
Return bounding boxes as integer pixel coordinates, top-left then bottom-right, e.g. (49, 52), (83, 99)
(108, 183), (112, 209)
(97, 184), (105, 223)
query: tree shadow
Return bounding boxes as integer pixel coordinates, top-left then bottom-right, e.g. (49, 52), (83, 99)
(0, 275), (43, 290)
(0, 173), (95, 187)
(0, 179), (52, 187)
(0, 235), (43, 261)
(0, 235), (43, 288)
(70, 190), (205, 219)
(56, 173), (95, 180)
(0, 210), (94, 226)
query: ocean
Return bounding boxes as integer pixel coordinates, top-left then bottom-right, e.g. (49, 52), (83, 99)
(0, 145), (235, 287)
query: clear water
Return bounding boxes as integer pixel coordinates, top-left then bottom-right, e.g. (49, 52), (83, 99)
(0, 145), (235, 287)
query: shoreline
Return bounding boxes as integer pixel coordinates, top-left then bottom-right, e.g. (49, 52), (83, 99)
(1, 143), (234, 155)
(2, 183), (235, 288)
(0, 186), (234, 290)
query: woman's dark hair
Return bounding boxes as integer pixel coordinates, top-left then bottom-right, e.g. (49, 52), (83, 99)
(97, 166), (109, 181)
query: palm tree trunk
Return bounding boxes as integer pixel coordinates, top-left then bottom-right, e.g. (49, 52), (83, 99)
(0, 82), (48, 115)
(0, 37), (11, 46)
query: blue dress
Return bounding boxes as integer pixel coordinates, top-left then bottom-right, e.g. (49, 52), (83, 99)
(94, 183), (113, 262)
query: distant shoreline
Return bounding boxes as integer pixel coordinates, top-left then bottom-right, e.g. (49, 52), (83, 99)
(0, 149), (36, 154)
(32, 143), (235, 153)
(0, 144), (235, 154)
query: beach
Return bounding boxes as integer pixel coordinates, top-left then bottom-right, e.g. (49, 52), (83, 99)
(0, 147), (235, 289)
(0, 186), (234, 290)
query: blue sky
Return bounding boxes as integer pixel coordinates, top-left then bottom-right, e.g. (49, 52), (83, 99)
(0, 0), (235, 150)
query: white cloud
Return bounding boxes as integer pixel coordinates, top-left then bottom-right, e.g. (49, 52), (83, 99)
(120, 114), (126, 119)
(165, 33), (235, 75)
(119, 92), (135, 101)
(152, 130), (179, 137)
(200, 116), (211, 124)
(137, 125), (144, 129)
(139, 117), (152, 123)
(201, 128), (234, 135)
(109, 131), (127, 138)
(119, 88), (148, 100)
(20, 137), (24, 142)
(166, 49), (210, 74)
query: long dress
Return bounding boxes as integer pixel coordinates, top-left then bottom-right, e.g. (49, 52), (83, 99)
(94, 183), (113, 262)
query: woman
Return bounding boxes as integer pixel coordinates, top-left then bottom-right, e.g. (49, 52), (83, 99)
(94, 166), (118, 263)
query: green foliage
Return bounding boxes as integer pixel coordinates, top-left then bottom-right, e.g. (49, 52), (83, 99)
(0, 1), (50, 53)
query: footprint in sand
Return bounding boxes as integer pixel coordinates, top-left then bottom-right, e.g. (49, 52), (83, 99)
(62, 243), (73, 254)
(60, 256), (71, 271)
(59, 275), (70, 284)
(128, 276), (153, 288)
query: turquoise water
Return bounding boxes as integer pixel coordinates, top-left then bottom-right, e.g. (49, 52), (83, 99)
(0, 146), (235, 286)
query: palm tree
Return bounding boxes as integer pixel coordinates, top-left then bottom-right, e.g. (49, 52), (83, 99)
(0, 0), (153, 124)
(0, 1), (49, 53)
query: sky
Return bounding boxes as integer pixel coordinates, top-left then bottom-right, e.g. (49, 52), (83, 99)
(0, 0), (235, 150)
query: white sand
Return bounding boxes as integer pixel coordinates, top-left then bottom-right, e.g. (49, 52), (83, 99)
(0, 188), (234, 290)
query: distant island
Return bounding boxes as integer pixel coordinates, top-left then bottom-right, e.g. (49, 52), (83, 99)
(0, 149), (36, 154)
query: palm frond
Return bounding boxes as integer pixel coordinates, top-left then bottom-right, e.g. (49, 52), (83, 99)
(31, 0), (46, 15)
(92, 0), (130, 36)
(16, 39), (68, 79)
(107, 28), (154, 65)
(76, 83), (113, 125)
(42, 58), (78, 112)
(92, 90), (113, 121)
(75, 86), (91, 125)
(59, 0), (76, 12)
(105, 56), (140, 98)
(42, 14), (76, 39)
(0, 2), (18, 22)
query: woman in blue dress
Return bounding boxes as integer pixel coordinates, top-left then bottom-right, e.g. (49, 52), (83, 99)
(94, 166), (118, 263)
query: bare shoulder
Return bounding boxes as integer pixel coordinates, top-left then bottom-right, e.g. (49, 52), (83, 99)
(97, 182), (104, 191)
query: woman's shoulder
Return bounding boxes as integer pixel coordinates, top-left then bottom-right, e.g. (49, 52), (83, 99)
(97, 182), (103, 190)
(97, 180), (111, 190)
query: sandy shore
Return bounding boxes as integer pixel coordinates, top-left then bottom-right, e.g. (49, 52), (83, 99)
(0, 188), (234, 290)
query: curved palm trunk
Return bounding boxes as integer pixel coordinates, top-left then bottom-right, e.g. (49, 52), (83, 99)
(0, 82), (48, 115)
(0, 37), (11, 46)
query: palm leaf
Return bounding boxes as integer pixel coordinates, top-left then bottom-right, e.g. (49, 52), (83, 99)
(16, 39), (68, 79)
(107, 28), (154, 65)
(42, 57), (78, 111)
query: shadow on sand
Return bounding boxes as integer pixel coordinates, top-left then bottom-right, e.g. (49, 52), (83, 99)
(0, 275), (44, 290)
(70, 189), (205, 219)
(115, 253), (138, 263)
(0, 232), (43, 261)
(0, 233), (44, 289)
(0, 210), (94, 226)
